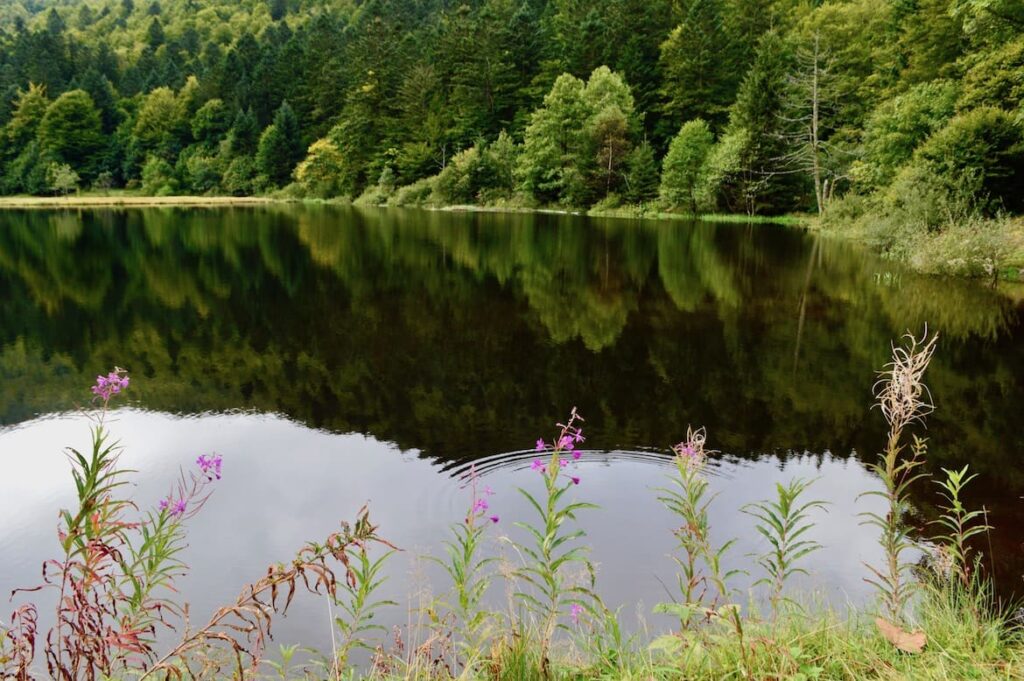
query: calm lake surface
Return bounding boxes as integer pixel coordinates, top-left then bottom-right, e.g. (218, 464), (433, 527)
(1, 205), (1022, 655)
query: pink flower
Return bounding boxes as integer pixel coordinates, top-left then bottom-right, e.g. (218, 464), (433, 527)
(483, 485), (495, 496)
(535, 439), (546, 452)
(572, 451), (581, 460)
(559, 458), (568, 468)
(570, 603), (583, 624)
(531, 459), (545, 473)
(91, 369), (130, 402)
(473, 498), (490, 513)
(489, 515), (499, 524)
(196, 453), (223, 480)
(571, 476), (580, 485)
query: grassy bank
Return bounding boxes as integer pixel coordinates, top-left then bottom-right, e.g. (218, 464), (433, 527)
(0, 191), (276, 208)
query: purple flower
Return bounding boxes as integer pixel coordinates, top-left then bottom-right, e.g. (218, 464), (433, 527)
(535, 439), (546, 452)
(196, 453), (223, 480)
(91, 369), (130, 402)
(570, 603), (583, 624)
(489, 515), (499, 524)
(473, 498), (490, 513)
(559, 458), (568, 468)
(531, 459), (545, 473)
(160, 496), (187, 518)
(571, 476), (580, 485)
(572, 451), (582, 460)
(572, 431), (585, 443)
(558, 435), (575, 451)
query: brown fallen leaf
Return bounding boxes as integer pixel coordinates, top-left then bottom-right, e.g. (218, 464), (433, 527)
(875, 617), (927, 653)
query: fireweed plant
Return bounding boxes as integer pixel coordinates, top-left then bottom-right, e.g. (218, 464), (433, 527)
(859, 329), (939, 624)
(931, 465), (991, 587)
(654, 428), (742, 631)
(741, 478), (827, 616)
(0, 369), (392, 681)
(429, 466), (499, 668)
(513, 408), (596, 675)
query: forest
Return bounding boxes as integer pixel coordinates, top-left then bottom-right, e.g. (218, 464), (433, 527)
(0, 0), (1022, 272)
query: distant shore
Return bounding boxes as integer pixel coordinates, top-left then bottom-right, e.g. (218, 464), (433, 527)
(0, 194), (276, 208)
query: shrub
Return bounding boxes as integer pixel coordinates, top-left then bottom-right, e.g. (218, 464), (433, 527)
(909, 106), (1024, 213)
(140, 154), (178, 195)
(388, 177), (436, 207)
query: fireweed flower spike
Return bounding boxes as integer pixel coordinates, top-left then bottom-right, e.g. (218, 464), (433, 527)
(196, 454), (223, 481)
(91, 367), (130, 403)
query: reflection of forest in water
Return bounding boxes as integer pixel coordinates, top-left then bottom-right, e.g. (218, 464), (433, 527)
(1, 206), (1022, 539)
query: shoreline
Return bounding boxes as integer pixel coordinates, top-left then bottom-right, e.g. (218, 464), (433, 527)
(0, 194), (277, 208)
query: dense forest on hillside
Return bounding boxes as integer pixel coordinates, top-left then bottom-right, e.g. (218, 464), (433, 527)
(0, 0), (1022, 271)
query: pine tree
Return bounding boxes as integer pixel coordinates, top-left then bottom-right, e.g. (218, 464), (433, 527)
(623, 139), (659, 204)
(256, 100), (303, 185)
(658, 0), (737, 133)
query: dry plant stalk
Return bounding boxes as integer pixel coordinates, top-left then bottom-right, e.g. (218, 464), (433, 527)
(141, 507), (392, 680)
(861, 327), (939, 624)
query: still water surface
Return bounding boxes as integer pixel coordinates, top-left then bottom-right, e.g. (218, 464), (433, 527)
(0, 206), (1021, 654)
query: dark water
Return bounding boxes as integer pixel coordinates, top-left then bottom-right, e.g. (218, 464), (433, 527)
(1, 206), (1022, 655)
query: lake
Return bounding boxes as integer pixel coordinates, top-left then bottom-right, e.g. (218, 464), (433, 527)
(1, 205), (1021, 657)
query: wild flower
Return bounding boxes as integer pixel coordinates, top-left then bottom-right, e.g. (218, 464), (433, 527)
(430, 466), (498, 672)
(513, 407), (595, 675)
(2, 369), (393, 681)
(570, 603), (584, 625)
(90, 367), (130, 403)
(196, 453), (223, 480)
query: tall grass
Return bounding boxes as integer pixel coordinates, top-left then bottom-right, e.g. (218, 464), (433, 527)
(3, 331), (1023, 680)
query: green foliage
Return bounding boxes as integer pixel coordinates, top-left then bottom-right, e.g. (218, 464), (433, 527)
(331, 543), (396, 671)
(295, 138), (346, 198)
(256, 101), (302, 187)
(660, 119), (714, 212)
(140, 154), (177, 195)
(45, 161), (78, 195)
(38, 90), (102, 174)
(623, 139), (659, 204)
(853, 81), (961, 189)
(0, 0), (1021, 235)
(742, 478), (827, 614)
(932, 465), (991, 585)
(190, 98), (231, 147)
(909, 106), (1024, 212)
(513, 410), (596, 672)
(659, 0), (737, 131)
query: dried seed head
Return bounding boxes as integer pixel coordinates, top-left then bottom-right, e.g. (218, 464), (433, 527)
(874, 328), (938, 432)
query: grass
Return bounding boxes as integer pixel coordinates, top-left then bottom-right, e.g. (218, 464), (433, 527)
(317, 579), (1023, 680)
(0, 189), (275, 208)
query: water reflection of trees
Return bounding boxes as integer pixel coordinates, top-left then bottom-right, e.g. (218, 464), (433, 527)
(0, 206), (1019, 476)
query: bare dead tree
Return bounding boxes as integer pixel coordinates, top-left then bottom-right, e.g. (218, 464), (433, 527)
(776, 31), (849, 214)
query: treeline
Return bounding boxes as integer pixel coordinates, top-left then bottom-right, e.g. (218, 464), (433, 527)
(0, 0), (1022, 219)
